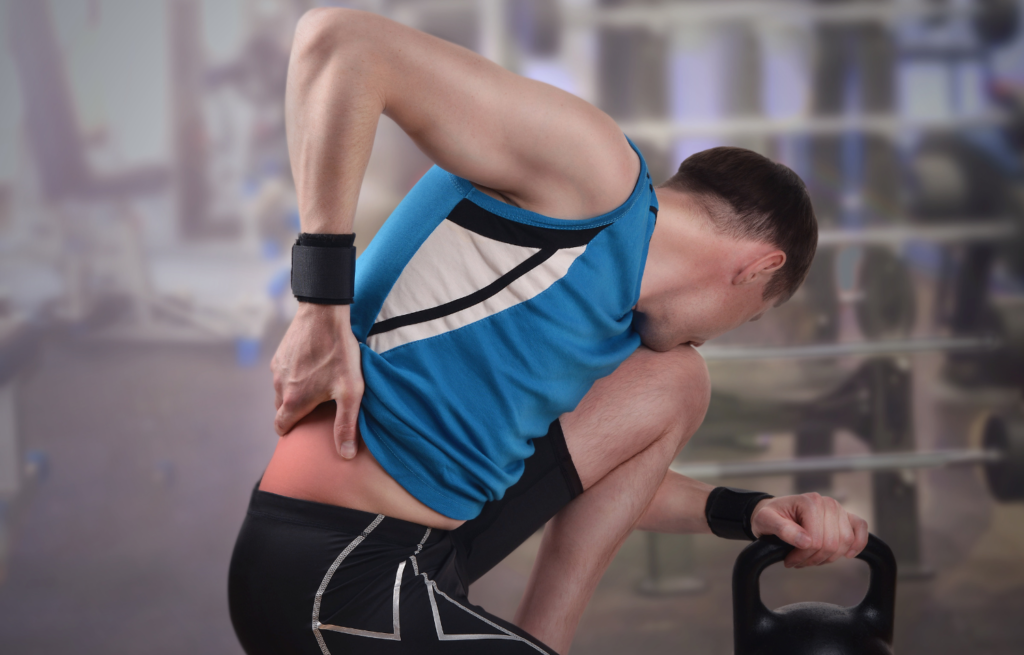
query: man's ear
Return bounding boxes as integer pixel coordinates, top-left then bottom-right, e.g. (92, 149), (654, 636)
(733, 250), (786, 286)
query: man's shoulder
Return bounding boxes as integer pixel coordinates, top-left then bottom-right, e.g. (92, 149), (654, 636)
(512, 125), (642, 221)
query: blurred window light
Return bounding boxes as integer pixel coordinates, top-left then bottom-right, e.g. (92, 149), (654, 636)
(668, 27), (725, 121)
(668, 25), (726, 163)
(899, 62), (954, 121)
(44, 0), (171, 168)
(558, 24), (598, 103)
(521, 58), (578, 95)
(201, 0), (246, 66)
(760, 26), (811, 120)
(954, 61), (988, 116)
(673, 136), (722, 167)
(0, 26), (21, 182)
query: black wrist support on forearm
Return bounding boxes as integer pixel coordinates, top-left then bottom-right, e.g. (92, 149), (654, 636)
(291, 233), (356, 304)
(705, 487), (774, 541)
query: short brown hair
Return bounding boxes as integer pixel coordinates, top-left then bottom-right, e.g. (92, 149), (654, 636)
(660, 147), (817, 303)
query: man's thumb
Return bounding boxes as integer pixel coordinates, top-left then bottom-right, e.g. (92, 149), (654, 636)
(334, 407), (358, 460)
(756, 510), (812, 549)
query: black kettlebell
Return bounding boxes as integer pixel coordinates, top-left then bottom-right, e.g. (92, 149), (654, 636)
(733, 533), (896, 655)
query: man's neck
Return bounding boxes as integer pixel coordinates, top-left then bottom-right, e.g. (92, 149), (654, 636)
(634, 188), (780, 350)
(639, 189), (725, 308)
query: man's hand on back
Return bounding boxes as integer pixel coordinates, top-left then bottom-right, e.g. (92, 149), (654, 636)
(271, 303), (364, 458)
(749, 493), (869, 568)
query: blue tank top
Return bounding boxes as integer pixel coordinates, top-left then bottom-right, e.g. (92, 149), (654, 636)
(351, 138), (657, 519)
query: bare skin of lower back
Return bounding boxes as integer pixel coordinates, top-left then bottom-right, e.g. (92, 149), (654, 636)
(259, 403), (467, 531)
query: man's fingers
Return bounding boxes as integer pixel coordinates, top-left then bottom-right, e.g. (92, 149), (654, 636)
(271, 357), (284, 409)
(274, 409), (296, 436)
(807, 499), (841, 566)
(756, 508), (812, 551)
(786, 494), (825, 568)
(847, 514), (870, 558)
(333, 390), (362, 460)
(275, 394), (315, 436)
(763, 494), (871, 568)
(272, 368), (283, 410)
(827, 509), (855, 564)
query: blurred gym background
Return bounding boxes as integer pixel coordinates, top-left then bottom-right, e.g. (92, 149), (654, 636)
(0, 0), (1022, 653)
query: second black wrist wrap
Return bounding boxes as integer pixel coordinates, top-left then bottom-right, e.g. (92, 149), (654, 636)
(705, 487), (773, 541)
(291, 233), (356, 304)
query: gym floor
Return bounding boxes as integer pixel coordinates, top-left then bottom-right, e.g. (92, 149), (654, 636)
(0, 332), (1022, 654)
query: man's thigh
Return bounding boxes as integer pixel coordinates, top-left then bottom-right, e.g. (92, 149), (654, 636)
(450, 345), (709, 586)
(450, 420), (583, 587)
(560, 345), (711, 490)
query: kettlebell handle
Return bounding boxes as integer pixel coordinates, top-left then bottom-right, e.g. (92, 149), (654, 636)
(732, 533), (896, 643)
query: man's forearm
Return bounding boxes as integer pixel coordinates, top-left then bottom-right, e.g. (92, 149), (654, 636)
(286, 9), (384, 234)
(635, 471), (715, 534)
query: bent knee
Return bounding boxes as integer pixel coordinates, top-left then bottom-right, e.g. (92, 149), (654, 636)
(628, 345), (710, 444)
(661, 345), (711, 408)
(653, 346), (711, 444)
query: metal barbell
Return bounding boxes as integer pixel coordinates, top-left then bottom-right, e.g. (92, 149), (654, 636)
(698, 336), (998, 362)
(816, 220), (1017, 247)
(671, 413), (1024, 502)
(564, 1), (997, 28)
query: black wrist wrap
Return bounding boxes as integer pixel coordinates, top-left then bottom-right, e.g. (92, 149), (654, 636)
(705, 487), (774, 541)
(291, 233), (356, 304)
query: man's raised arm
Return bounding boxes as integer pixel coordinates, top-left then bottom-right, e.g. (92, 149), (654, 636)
(273, 8), (640, 456)
(288, 7), (638, 225)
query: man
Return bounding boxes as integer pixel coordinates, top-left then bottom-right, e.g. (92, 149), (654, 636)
(228, 8), (867, 655)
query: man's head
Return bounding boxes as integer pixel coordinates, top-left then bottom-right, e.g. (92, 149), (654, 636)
(635, 147), (817, 350)
(662, 146), (817, 303)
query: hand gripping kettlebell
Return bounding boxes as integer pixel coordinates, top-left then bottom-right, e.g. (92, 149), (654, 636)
(733, 533), (896, 655)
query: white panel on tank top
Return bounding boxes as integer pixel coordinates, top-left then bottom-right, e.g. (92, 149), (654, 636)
(367, 219), (586, 355)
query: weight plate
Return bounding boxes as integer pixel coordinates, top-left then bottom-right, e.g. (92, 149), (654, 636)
(983, 412), (1024, 502)
(857, 247), (917, 340)
(973, 0), (1021, 48)
(800, 249), (840, 343)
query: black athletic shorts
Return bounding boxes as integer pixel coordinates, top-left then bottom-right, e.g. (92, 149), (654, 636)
(228, 420), (583, 655)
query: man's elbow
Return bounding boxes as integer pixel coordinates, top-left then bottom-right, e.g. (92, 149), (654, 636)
(292, 7), (374, 66)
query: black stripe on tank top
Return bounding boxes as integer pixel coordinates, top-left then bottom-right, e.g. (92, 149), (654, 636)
(367, 248), (558, 337)
(445, 199), (609, 249)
